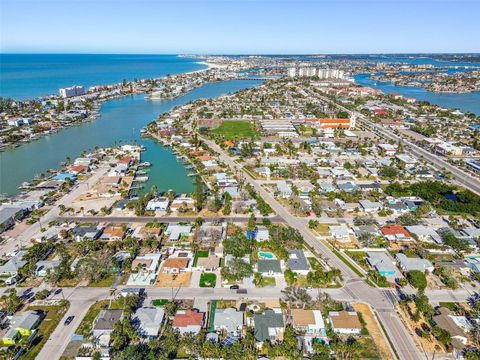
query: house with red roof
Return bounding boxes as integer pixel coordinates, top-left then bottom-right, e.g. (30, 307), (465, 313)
(68, 165), (88, 175)
(381, 225), (412, 242)
(172, 310), (204, 335)
(119, 156), (133, 166)
(372, 109), (387, 117)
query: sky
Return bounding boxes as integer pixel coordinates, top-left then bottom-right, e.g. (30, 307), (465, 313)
(1, 0), (479, 54)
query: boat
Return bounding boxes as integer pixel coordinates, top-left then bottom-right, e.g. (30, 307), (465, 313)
(138, 162), (151, 167)
(133, 176), (149, 182)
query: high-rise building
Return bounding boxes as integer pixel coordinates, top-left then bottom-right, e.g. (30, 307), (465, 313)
(59, 85), (86, 98)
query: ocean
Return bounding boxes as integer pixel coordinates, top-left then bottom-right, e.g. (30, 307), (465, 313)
(0, 54), (205, 100)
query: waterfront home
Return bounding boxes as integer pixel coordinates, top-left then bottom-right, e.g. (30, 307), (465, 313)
(380, 225), (412, 242)
(287, 250), (310, 275)
(328, 311), (362, 335)
(170, 195), (195, 212)
(146, 197), (170, 211)
(257, 259), (283, 277)
(396, 253), (434, 273)
(165, 224), (192, 242)
(213, 308), (244, 337)
(133, 307), (165, 339)
(172, 310), (204, 335)
(2, 311), (42, 345)
(0, 206), (26, 233)
(92, 309), (124, 346)
(366, 252), (399, 281)
(0, 250), (27, 277)
(34, 260), (60, 277)
(290, 309), (326, 336)
(254, 309), (284, 344)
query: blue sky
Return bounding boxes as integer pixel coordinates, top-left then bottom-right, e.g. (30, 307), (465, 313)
(1, 0), (479, 54)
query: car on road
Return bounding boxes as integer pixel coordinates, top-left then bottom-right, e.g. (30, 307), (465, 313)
(64, 316), (74, 325)
(54, 289), (62, 295)
(229, 285), (239, 290)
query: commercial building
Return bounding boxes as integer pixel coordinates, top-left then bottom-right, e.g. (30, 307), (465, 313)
(59, 85), (86, 98)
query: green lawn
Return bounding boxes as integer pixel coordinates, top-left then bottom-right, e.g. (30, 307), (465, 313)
(193, 251), (209, 267)
(19, 303), (70, 360)
(152, 299), (169, 307)
(211, 121), (258, 140)
(199, 273), (217, 288)
(259, 276), (276, 287)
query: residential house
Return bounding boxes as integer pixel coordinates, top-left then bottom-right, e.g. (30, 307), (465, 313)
(254, 309), (284, 344)
(0, 250), (27, 277)
(2, 311), (41, 345)
(405, 225), (442, 244)
(162, 257), (190, 274)
(34, 260), (60, 277)
(196, 255), (220, 271)
(329, 225), (351, 243)
(165, 224), (192, 242)
(213, 308), (244, 337)
(255, 226), (270, 242)
(170, 195), (195, 212)
(172, 310), (204, 335)
(73, 225), (102, 241)
(91, 309), (124, 346)
(287, 250), (310, 275)
(381, 225), (412, 242)
(128, 253), (162, 285)
(366, 252), (399, 281)
(432, 308), (468, 346)
(276, 181), (293, 198)
(328, 311), (362, 335)
(359, 200), (383, 213)
(133, 307), (165, 339)
(146, 198), (170, 211)
(257, 259), (283, 277)
(101, 225), (126, 241)
(291, 309), (326, 336)
(396, 253), (434, 273)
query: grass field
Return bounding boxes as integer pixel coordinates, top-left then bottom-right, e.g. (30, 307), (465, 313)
(152, 299), (169, 306)
(20, 303), (70, 360)
(211, 121), (258, 140)
(259, 276), (276, 287)
(199, 273), (217, 288)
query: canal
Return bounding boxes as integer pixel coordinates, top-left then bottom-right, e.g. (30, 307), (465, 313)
(0, 79), (262, 196)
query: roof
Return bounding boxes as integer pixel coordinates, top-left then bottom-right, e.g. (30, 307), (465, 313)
(196, 255), (220, 269)
(396, 253), (433, 272)
(433, 308), (467, 339)
(291, 309), (325, 328)
(254, 310), (284, 342)
(93, 309), (123, 331)
(133, 307), (165, 336)
(172, 310), (204, 327)
(0, 250), (27, 274)
(287, 250), (310, 272)
(381, 225), (410, 237)
(329, 310), (362, 330)
(10, 310), (41, 331)
(214, 308), (244, 333)
(366, 252), (397, 273)
(257, 259), (282, 274)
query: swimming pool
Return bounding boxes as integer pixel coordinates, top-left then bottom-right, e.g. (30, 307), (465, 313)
(259, 251), (274, 259)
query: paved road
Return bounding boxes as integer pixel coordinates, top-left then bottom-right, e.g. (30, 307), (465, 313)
(58, 214), (286, 224)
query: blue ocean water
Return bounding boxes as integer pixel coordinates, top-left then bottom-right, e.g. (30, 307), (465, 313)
(0, 54), (206, 100)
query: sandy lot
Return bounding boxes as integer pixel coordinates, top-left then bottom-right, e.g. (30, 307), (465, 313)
(156, 272), (191, 288)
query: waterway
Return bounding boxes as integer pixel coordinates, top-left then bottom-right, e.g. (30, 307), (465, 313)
(0, 54), (206, 100)
(354, 73), (480, 116)
(0, 79), (262, 196)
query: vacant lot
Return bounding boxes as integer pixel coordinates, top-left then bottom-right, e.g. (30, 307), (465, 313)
(354, 303), (391, 359)
(156, 272), (191, 288)
(211, 121), (258, 140)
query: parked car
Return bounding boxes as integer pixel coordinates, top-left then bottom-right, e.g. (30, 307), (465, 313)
(229, 285), (239, 290)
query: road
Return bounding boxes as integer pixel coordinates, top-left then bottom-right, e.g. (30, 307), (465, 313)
(58, 214), (286, 224)
(201, 136), (424, 360)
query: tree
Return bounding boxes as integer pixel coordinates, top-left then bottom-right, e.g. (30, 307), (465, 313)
(223, 232), (253, 258)
(193, 176), (205, 211)
(407, 270), (427, 291)
(1, 289), (21, 314)
(247, 213), (256, 231)
(284, 268), (297, 286)
(281, 286), (312, 309)
(223, 258), (253, 281)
